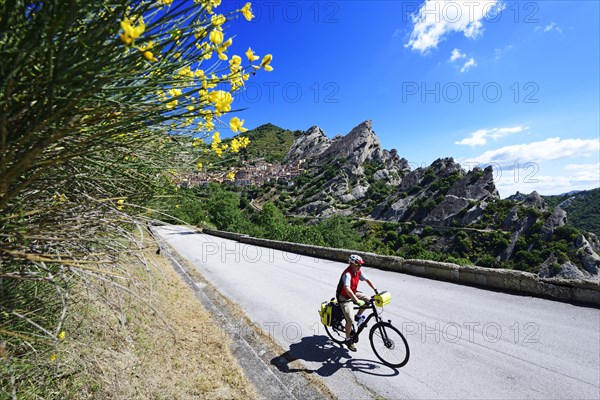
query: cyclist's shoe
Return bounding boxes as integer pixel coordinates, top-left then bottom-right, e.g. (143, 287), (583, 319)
(354, 314), (367, 327)
(345, 339), (357, 352)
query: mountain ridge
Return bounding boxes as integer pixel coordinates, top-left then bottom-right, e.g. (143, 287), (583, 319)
(214, 121), (600, 280)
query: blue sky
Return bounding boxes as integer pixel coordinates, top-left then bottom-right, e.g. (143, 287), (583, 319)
(223, 0), (599, 197)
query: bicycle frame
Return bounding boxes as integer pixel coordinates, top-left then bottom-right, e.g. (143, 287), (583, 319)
(352, 299), (385, 340)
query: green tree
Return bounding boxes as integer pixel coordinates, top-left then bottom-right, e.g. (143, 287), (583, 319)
(318, 215), (360, 249)
(205, 187), (245, 231)
(453, 231), (473, 257)
(285, 224), (326, 246)
(160, 190), (208, 226)
(256, 202), (288, 240)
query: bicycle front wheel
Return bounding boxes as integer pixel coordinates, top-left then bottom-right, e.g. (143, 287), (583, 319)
(369, 322), (410, 368)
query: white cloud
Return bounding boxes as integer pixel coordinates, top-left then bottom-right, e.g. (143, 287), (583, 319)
(564, 163), (600, 182)
(565, 162), (600, 170)
(494, 163), (599, 197)
(460, 57), (477, 72)
(449, 49), (476, 72)
(463, 137), (600, 167)
(542, 22), (562, 33)
(455, 126), (528, 146)
(494, 44), (513, 60)
(449, 48), (466, 62)
(405, 0), (505, 53)
(495, 173), (599, 198)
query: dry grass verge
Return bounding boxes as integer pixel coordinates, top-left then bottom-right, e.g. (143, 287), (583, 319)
(49, 238), (258, 399)
(169, 245), (336, 400)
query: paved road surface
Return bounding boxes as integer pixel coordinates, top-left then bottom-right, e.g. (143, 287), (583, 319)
(154, 225), (600, 400)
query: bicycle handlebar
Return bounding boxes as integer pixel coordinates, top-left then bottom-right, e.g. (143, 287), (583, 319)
(352, 291), (390, 307)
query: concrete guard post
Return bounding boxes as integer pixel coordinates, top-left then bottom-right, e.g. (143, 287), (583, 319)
(202, 228), (600, 307)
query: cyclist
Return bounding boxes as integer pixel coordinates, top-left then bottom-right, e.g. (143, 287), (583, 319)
(336, 254), (378, 351)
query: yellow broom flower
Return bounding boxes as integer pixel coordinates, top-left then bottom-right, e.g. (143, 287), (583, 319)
(209, 29), (224, 45)
(120, 17), (145, 45)
(241, 3), (254, 21)
(245, 47), (259, 62)
(260, 54), (273, 72)
(229, 117), (248, 133)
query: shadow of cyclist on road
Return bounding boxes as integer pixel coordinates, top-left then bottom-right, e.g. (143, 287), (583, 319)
(271, 335), (399, 377)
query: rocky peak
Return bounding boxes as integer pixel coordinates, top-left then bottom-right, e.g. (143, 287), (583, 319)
(381, 149), (410, 175)
(422, 165), (499, 226)
(317, 120), (382, 166)
(431, 157), (464, 177)
(448, 166), (499, 201)
(522, 191), (547, 211)
(283, 125), (330, 163)
(540, 207), (567, 240)
(538, 254), (589, 280)
(507, 191), (528, 202)
(574, 235), (600, 275)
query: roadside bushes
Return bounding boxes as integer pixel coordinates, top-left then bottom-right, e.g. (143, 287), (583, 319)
(1, 0), (271, 395)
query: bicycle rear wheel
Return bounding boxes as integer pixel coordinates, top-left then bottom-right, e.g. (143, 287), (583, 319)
(324, 321), (346, 344)
(369, 322), (410, 368)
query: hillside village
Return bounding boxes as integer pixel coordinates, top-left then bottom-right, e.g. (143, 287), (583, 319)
(178, 159), (305, 187)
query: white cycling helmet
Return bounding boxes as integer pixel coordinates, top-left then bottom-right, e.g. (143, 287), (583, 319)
(349, 254), (364, 265)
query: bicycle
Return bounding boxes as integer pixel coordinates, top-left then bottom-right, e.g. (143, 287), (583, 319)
(321, 292), (410, 368)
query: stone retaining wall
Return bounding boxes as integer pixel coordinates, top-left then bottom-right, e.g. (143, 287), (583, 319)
(203, 228), (600, 307)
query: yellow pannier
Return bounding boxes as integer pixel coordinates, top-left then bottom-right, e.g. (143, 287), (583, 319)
(319, 299), (338, 326)
(373, 291), (392, 307)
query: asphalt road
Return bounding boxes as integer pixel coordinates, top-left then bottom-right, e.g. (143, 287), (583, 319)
(154, 225), (600, 400)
